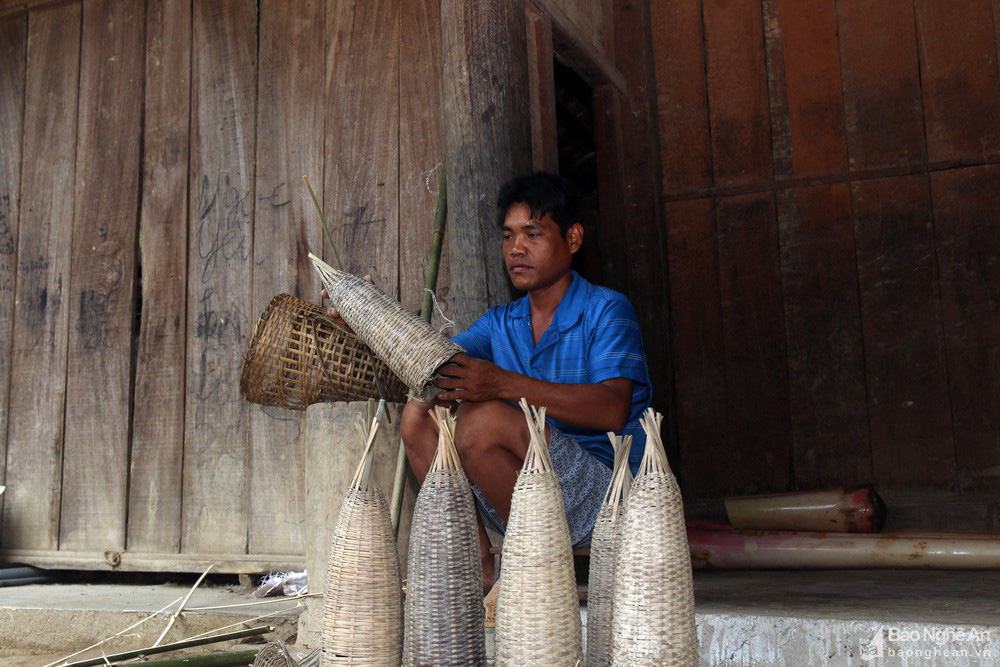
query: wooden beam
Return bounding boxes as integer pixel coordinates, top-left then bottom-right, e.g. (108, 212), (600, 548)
(440, 0), (532, 329)
(0, 0), (73, 19)
(532, 0), (627, 95)
(0, 549), (305, 574)
(526, 2), (558, 173)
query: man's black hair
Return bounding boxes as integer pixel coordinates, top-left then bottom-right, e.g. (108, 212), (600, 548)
(496, 172), (582, 235)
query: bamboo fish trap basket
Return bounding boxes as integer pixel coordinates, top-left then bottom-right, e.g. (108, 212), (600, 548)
(403, 407), (486, 666)
(309, 254), (463, 401)
(586, 432), (634, 667)
(611, 409), (697, 666)
(321, 401), (404, 666)
(495, 399), (583, 666)
(239, 293), (408, 408)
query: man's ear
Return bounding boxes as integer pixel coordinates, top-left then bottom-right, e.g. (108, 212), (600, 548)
(567, 222), (584, 254)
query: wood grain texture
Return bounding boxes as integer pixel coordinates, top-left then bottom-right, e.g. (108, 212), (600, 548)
(399, 0), (449, 320)
(716, 193), (791, 494)
(60, 0), (144, 552)
(851, 175), (955, 492)
(128, 0), (190, 554)
(837, 0), (926, 170)
(702, 0), (772, 185)
(526, 2), (558, 174)
(0, 13), (26, 538)
(913, 0), (1000, 161)
(930, 166), (1000, 494)
(777, 184), (871, 489)
(769, 0), (847, 177)
(248, 0), (325, 556)
(441, 0), (531, 329)
(1, 2), (80, 550)
(183, 0), (257, 554)
(663, 199), (727, 497)
(614, 0), (676, 457)
(323, 0), (399, 295)
(650, 0), (712, 192)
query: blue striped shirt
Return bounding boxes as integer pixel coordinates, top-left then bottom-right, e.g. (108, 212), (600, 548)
(452, 271), (651, 473)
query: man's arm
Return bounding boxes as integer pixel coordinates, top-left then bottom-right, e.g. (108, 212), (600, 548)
(435, 353), (632, 432)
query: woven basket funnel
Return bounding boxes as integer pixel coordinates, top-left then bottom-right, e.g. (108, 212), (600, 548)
(239, 293), (408, 408)
(495, 400), (583, 666)
(587, 433), (634, 667)
(403, 408), (486, 666)
(309, 254), (463, 400)
(254, 642), (300, 667)
(611, 409), (697, 666)
(322, 403), (403, 665)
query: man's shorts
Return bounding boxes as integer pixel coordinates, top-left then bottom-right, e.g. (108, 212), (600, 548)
(470, 426), (613, 548)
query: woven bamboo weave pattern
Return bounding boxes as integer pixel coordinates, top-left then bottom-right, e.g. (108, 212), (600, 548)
(253, 642), (300, 667)
(403, 408), (486, 666)
(322, 404), (403, 665)
(587, 433), (634, 667)
(495, 400), (583, 666)
(611, 409), (697, 666)
(239, 293), (408, 408)
(309, 254), (463, 400)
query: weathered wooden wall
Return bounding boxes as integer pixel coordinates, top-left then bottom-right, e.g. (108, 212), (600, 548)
(0, 0), (449, 571)
(653, 0), (1000, 509)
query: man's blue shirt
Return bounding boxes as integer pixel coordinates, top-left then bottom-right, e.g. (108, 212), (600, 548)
(451, 271), (651, 473)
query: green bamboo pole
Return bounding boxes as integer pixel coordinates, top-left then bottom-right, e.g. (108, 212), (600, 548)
(62, 626), (273, 667)
(391, 169), (448, 532)
(110, 649), (260, 667)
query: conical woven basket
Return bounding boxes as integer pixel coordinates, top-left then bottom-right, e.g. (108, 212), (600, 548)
(403, 408), (486, 666)
(309, 254), (463, 400)
(611, 409), (697, 666)
(322, 402), (403, 665)
(495, 399), (583, 666)
(239, 293), (408, 409)
(254, 641), (300, 667)
(586, 433), (634, 667)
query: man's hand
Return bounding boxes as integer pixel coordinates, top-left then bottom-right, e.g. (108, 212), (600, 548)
(435, 353), (510, 402)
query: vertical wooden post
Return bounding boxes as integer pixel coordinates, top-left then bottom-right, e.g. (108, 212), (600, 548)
(440, 0), (533, 329)
(525, 1), (558, 174)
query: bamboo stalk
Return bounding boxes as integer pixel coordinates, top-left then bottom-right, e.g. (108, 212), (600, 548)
(61, 627), (273, 667)
(184, 592), (319, 612)
(724, 485), (885, 533)
(392, 168), (448, 532)
(154, 565), (214, 646)
(302, 175), (343, 271)
(109, 649), (260, 667)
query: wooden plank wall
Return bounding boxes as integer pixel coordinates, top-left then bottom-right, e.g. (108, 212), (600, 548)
(652, 0), (1000, 502)
(0, 0), (449, 568)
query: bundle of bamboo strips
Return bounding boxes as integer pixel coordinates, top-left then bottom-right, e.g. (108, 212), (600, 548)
(321, 401), (403, 665)
(586, 432), (633, 666)
(612, 409), (697, 666)
(495, 399), (583, 665)
(308, 254), (462, 400)
(403, 407), (486, 665)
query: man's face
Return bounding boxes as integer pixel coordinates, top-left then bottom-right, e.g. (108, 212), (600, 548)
(502, 201), (582, 292)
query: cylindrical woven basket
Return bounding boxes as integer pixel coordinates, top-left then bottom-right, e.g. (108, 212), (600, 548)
(240, 293), (408, 408)
(611, 409), (697, 666)
(322, 405), (403, 666)
(587, 433), (634, 667)
(403, 408), (486, 666)
(495, 400), (583, 666)
(309, 254), (463, 400)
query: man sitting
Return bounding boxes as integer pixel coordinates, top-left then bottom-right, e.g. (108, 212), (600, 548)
(399, 172), (652, 587)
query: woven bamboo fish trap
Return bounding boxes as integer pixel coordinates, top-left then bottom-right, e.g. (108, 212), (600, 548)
(495, 399), (583, 666)
(321, 401), (403, 666)
(309, 254), (463, 400)
(239, 293), (408, 409)
(611, 409), (697, 666)
(403, 407), (486, 666)
(586, 432), (634, 667)
(253, 642), (301, 667)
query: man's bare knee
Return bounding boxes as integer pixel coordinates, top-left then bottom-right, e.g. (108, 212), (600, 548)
(454, 400), (527, 460)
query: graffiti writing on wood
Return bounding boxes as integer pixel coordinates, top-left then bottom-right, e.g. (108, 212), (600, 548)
(195, 287), (248, 342)
(76, 289), (110, 350)
(197, 171), (252, 283)
(0, 195), (13, 255)
(259, 182), (290, 208)
(341, 205), (384, 229)
(25, 276), (62, 351)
